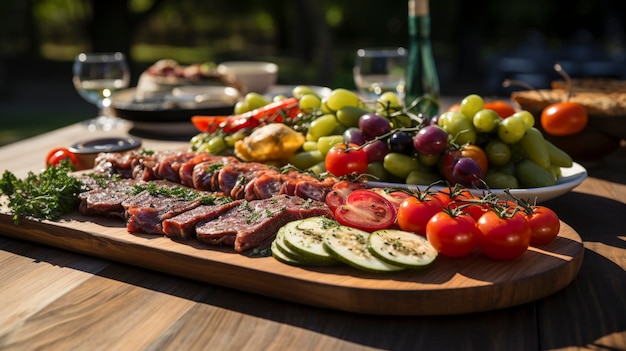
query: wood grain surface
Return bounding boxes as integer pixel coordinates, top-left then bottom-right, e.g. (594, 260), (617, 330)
(0, 206), (584, 316)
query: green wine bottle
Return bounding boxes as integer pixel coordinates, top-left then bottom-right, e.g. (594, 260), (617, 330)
(405, 0), (440, 117)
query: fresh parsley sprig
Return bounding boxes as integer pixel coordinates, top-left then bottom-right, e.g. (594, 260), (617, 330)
(0, 160), (83, 224)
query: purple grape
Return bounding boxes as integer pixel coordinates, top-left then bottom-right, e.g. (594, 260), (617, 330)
(413, 125), (449, 155)
(452, 157), (484, 188)
(359, 113), (392, 138)
(429, 114), (441, 126)
(343, 127), (367, 145)
(388, 131), (414, 154)
(363, 140), (390, 163)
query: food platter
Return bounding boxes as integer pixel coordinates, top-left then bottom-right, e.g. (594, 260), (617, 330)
(110, 86), (239, 123)
(0, 200), (583, 316)
(367, 162), (587, 203)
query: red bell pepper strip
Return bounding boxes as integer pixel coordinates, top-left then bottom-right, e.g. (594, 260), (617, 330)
(191, 97), (300, 134)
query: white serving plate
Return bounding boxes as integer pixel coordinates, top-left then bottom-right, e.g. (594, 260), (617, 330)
(366, 162), (587, 203)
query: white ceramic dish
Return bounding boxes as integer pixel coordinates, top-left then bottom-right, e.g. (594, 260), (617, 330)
(366, 162), (588, 203)
(217, 61), (278, 94)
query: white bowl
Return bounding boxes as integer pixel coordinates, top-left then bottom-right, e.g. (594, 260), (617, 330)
(366, 162), (588, 203)
(217, 61), (278, 94)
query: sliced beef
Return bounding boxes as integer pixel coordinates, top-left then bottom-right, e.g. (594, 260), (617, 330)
(294, 176), (336, 202)
(179, 153), (214, 188)
(121, 182), (206, 235)
(217, 162), (273, 199)
(78, 178), (143, 218)
(191, 156), (239, 191)
(195, 195), (332, 252)
(162, 198), (243, 239)
(154, 151), (198, 183)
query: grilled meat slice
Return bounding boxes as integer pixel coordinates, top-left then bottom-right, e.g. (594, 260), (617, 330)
(162, 199), (243, 239)
(78, 178), (143, 219)
(195, 195), (332, 252)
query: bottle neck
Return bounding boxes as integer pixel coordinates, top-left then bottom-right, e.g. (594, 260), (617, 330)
(408, 0), (431, 39)
(408, 0), (429, 16)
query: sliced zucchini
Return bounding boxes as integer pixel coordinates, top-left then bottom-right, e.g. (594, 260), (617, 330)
(271, 238), (309, 267)
(368, 229), (438, 268)
(282, 216), (339, 266)
(274, 228), (304, 260)
(323, 225), (405, 273)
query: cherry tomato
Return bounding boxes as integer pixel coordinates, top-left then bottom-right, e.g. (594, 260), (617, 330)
(396, 194), (443, 235)
(440, 187), (487, 221)
(525, 206), (560, 245)
(426, 211), (479, 257)
(45, 147), (78, 168)
(325, 143), (368, 177)
(540, 102), (588, 136)
(476, 210), (531, 260)
(325, 180), (366, 212)
(369, 188), (411, 211)
(334, 189), (396, 231)
(370, 188), (411, 228)
(460, 144), (488, 175)
(483, 100), (516, 118)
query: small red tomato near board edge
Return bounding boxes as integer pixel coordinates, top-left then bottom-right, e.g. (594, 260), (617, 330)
(45, 147), (79, 168)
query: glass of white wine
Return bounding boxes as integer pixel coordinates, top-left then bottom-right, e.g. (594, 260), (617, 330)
(73, 52), (130, 131)
(353, 47), (407, 101)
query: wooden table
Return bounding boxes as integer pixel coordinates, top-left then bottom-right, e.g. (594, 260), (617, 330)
(1, 122), (625, 350)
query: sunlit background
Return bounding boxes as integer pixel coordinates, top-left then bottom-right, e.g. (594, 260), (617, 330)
(1, 0), (625, 145)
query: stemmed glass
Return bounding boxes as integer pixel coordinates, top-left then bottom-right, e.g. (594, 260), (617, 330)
(353, 47), (407, 102)
(72, 52), (130, 131)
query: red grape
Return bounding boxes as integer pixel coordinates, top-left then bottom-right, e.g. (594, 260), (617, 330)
(413, 125), (449, 155)
(359, 113), (392, 138)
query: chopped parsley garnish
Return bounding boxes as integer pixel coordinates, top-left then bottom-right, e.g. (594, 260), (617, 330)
(130, 181), (232, 205)
(0, 160), (84, 224)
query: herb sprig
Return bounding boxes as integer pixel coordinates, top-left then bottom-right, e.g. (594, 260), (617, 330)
(0, 160), (84, 224)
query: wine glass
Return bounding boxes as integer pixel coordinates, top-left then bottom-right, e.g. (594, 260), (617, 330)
(73, 52), (130, 131)
(353, 47), (407, 102)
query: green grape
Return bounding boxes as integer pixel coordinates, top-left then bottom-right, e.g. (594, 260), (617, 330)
(484, 139), (511, 165)
(307, 160), (326, 175)
(307, 114), (340, 141)
(273, 94), (288, 102)
(206, 136), (227, 154)
(365, 162), (389, 181)
(292, 85), (318, 99)
(224, 130), (247, 147)
(484, 171), (519, 189)
(440, 111), (477, 145)
(299, 93), (322, 113)
(331, 124), (347, 136)
(473, 109), (501, 133)
(245, 92), (270, 110)
(324, 88), (361, 112)
(406, 169), (442, 185)
(417, 152), (440, 167)
(512, 110), (535, 127)
(377, 92), (402, 110)
(336, 106), (369, 128)
(383, 153), (420, 179)
(498, 115), (527, 144)
(289, 150), (324, 170)
(301, 140), (319, 152)
(317, 135), (344, 155)
(190, 133), (210, 148)
(234, 101), (250, 114)
(459, 94), (484, 120)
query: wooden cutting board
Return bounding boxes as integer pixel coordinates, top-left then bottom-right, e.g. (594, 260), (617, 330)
(0, 209), (583, 316)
